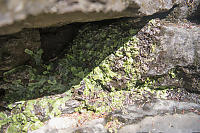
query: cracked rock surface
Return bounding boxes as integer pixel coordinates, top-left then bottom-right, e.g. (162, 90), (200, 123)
(30, 99), (200, 133)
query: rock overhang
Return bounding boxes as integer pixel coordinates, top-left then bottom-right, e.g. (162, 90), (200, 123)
(0, 0), (184, 35)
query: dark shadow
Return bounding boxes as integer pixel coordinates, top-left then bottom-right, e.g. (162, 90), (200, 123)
(39, 23), (82, 61)
(187, 3), (200, 24)
(0, 18), (138, 105)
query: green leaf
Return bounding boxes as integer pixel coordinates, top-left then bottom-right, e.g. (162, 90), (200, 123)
(37, 49), (43, 55)
(30, 121), (44, 131)
(71, 67), (78, 74)
(75, 71), (85, 78)
(47, 79), (57, 85)
(7, 124), (20, 133)
(24, 49), (33, 55)
(0, 119), (10, 127)
(129, 29), (137, 35)
(0, 112), (7, 119)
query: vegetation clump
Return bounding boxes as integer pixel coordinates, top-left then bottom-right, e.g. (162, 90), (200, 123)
(0, 19), (174, 133)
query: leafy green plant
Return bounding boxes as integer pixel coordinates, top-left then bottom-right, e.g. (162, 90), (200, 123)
(0, 19), (176, 133)
(25, 48), (43, 65)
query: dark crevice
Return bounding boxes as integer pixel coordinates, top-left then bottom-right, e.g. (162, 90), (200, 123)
(187, 3), (200, 24)
(39, 23), (82, 62)
(39, 4), (177, 63)
(141, 4), (178, 22)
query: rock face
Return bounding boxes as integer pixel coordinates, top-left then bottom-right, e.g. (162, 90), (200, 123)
(167, 0), (200, 22)
(0, 1), (200, 132)
(119, 113), (200, 133)
(153, 23), (200, 92)
(110, 99), (200, 124)
(0, 29), (40, 72)
(0, 0), (188, 71)
(0, 0), (183, 35)
(30, 100), (200, 133)
(148, 23), (200, 76)
(31, 117), (107, 133)
(136, 19), (200, 92)
(30, 117), (77, 133)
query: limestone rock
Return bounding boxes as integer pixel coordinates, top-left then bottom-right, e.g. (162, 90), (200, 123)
(109, 99), (200, 125)
(119, 113), (200, 133)
(74, 118), (107, 133)
(0, 0), (182, 35)
(30, 117), (107, 133)
(30, 100), (200, 133)
(137, 19), (200, 92)
(148, 23), (200, 76)
(30, 117), (77, 133)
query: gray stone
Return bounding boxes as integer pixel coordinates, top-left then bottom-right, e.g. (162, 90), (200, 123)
(61, 100), (80, 114)
(147, 23), (200, 76)
(137, 19), (200, 92)
(119, 112), (200, 133)
(0, 0), (182, 35)
(30, 117), (107, 133)
(109, 99), (200, 125)
(30, 100), (200, 133)
(30, 117), (77, 133)
(74, 118), (107, 133)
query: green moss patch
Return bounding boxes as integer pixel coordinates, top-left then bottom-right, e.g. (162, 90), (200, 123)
(0, 19), (174, 133)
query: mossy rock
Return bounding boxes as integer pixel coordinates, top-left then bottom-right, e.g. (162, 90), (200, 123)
(0, 19), (174, 133)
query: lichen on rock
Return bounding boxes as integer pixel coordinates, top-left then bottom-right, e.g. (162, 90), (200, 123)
(0, 17), (200, 133)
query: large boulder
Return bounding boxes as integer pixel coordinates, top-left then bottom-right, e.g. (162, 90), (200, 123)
(137, 19), (200, 92)
(148, 23), (200, 76)
(0, 0), (183, 35)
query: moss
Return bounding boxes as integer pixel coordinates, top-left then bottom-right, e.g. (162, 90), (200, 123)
(0, 19), (174, 132)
